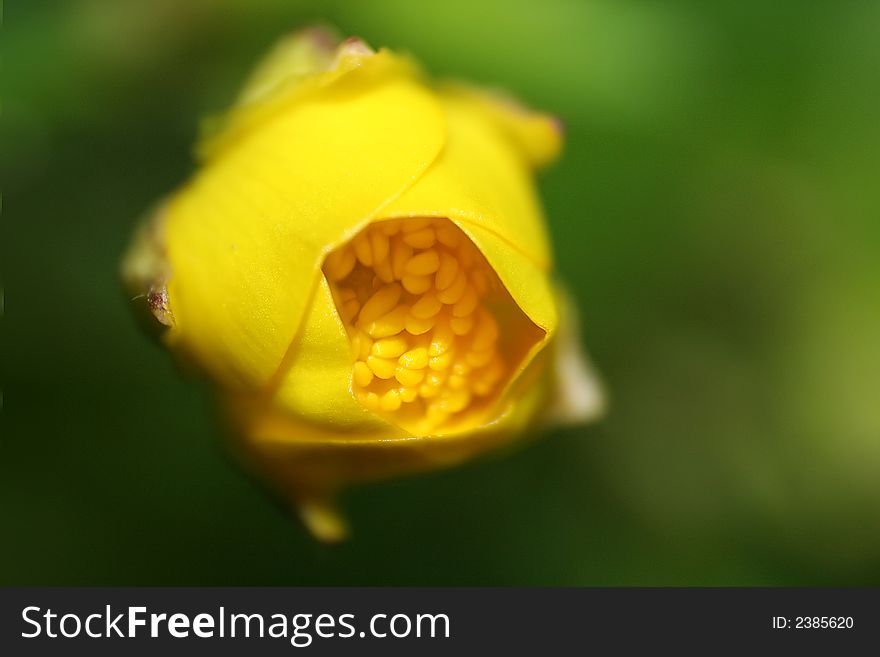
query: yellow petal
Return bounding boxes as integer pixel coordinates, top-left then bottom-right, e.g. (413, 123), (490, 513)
(198, 29), (380, 161)
(539, 288), (607, 427)
(268, 276), (405, 432)
(379, 96), (560, 375)
(226, 339), (558, 542)
(382, 94), (554, 270)
(460, 222), (558, 338)
(162, 51), (445, 391)
(232, 26), (340, 109)
(130, 31), (602, 543)
(441, 82), (563, 170)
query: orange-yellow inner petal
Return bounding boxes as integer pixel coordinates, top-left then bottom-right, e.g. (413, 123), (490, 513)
(324, 217), (539, 434)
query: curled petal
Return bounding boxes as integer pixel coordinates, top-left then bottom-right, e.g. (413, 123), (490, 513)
(441, 82), (563, 170)
(161, 50), (445, 390)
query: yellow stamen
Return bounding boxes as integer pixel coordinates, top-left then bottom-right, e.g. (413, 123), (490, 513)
(395, 365), (424, 388)
(452, 285), (478, 317)
(398, 346), (429, 369)
(436, 269), (468, 304)
(353, 232), (373, 266)
(405, 249), (441, 276)
(369, 230), (389, 264)
(323, 217), (511, 431)
(351, 331), (373, 360)
(366, 355), (396, 379)
(402, 274), (432, 294)
(364, 304), (409, 338)
(435, 223), (461, 248)
(411, 291), (442, 319)
(429, 315), (454, 356)
(405, 313), (435, 335)
(429, 349), (454, 372)
(371, 335), (408, 359)
(358, 283), (402, 325)
(449, 314), (474, 336)
(400, 386), (420, 403)
(361, 391), (380, 411)
(381, 219), (402, 235)
(402, 227), (436, 249)
(401, 217), (432, 232)
(390, 239), (413, 280)
(352, 361), (374, 387)
(325, 247), (356, 280)
(379, 388), (402, 411)
(443, 388), (471, 413)
(435, 251), (459, 290)
(374, 257), (395, 283)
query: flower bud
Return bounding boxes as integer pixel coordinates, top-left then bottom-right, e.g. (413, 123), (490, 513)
(122, 27), (603, 541)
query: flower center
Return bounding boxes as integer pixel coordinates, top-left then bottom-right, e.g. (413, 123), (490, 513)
(324, 217), (506, 432)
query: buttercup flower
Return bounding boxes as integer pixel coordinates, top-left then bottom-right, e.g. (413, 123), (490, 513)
(122, 27), (603, 541)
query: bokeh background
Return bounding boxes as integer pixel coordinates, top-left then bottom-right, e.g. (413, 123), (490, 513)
(3, 0), (879, 585)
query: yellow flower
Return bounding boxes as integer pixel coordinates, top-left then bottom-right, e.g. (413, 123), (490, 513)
(122, 27), (603, 541)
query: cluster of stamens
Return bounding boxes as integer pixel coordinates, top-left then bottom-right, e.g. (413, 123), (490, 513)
(324, 217), (505, 431)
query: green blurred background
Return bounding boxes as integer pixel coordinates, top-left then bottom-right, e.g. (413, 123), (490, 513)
(3, 0), (879, 585)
